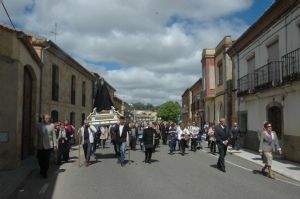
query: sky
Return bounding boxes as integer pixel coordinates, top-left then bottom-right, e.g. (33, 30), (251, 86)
(0, 0), (273, 105)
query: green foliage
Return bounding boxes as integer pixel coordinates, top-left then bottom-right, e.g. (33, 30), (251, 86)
(157, 101), (181, 122)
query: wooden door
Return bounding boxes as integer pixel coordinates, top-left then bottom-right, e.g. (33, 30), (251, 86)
(22, 67), (33, 159)
(268, 106), (282, 139)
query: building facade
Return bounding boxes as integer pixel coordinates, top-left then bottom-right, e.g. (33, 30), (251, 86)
(228, 0), (300, 162)
(134, 110), (157, 123)
(189, 78), (204, 127)
(214, 36), (233, 127)
(181, 88), (192, 127)
(201, 48), (216, 124)
(0, 26), (42, 169)
(32, 39), (95, 128)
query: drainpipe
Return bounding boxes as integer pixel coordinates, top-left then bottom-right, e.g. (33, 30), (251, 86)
(39, 43), (50, 122)
(234, 48), (241, 127)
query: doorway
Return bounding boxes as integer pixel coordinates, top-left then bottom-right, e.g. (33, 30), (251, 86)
(21, 67), (33, 159)
(267, 105), (283, 139)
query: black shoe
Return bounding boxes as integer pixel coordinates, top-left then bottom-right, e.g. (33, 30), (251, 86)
(121, 161), (125, 167)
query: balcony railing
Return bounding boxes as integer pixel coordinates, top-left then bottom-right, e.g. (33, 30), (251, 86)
(237, 48), (300, 96)
(238, 74), (249, 94)
(254, 61), (282, 90)
(237, 61), (282, 96)
(282, 48), (300, 82)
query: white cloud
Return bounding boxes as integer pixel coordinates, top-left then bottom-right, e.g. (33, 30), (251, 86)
(1, 0), (253, 105)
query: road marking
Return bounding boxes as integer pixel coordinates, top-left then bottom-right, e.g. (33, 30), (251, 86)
(200, 149), (300, 187)
(39, 183), (49, 194)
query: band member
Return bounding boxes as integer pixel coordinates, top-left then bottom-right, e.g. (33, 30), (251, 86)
(114, 116), (131, 167)
(168, 124), (177, 154)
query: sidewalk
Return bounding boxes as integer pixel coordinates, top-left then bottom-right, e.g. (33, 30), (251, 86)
(228, 147), (300, 182)
(0, 157), (38, 199)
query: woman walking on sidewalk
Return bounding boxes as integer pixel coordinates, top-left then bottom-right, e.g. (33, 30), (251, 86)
(259, 122), (282, 179)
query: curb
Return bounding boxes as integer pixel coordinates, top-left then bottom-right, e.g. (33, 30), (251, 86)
(228, 150), (300, 183)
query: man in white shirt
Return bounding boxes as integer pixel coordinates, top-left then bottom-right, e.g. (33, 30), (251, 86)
(114, 116), (130, 166)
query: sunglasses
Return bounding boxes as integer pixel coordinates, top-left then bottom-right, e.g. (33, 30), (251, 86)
(267, 126), (272, 127)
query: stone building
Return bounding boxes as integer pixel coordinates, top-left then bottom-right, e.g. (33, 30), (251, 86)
(214, 36), (233, 127)
(201, 48), (216, 124)
(181, 88), (192, 127)
(189, 78), (204, 127)
(135, 110), (157, 123)
(228, 0), (300, 162)
(32, 39), (95, 128)
(0, 25), (42, 169)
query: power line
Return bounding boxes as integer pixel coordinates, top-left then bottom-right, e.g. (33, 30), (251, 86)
(1, 1), (16, 30)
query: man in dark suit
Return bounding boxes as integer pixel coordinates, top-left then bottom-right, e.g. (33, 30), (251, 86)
(143, 122), (156, 163)
(231, 122), (241, 150)
(215, 118), (230, 172)
(114, 116), (131, 167)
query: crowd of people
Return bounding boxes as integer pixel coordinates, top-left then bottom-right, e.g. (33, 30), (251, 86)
(35, 114), (282, 180)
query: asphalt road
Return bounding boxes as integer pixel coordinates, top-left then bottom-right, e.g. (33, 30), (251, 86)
(9, 142), (300, 199)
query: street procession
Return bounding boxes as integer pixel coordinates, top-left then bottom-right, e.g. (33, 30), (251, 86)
(1, 0), (300, 199)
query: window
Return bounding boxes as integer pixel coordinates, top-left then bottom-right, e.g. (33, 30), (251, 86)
(82, 81), (86, 107)
(70, 112), (75, 126)
(267, 41), (279, 62)
(217, 62), (223, 85)
(209, 65), (215, 89)
(52, 65), (59, 101)
(247, 56), (255, 90)
(81, 113), (86, 126)
(239, 112), (248, 134)
(51, 110), (58, 123)
(202, 66), (206, 90)
(71, 75), (76, 105)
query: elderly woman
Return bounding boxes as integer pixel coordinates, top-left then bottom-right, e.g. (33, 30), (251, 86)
(208, 123), (216, 154)
(259, 122), (282, 179)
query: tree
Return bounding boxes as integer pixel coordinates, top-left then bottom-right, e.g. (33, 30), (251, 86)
(157, 101), (181, 122)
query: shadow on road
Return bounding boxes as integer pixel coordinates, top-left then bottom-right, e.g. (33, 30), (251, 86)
(94, 153), (116, 159)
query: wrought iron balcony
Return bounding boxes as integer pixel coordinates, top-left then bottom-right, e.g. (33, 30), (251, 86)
(238, 62), (282, 96)
(237, 49), (300, 97)
(254, 61), (282, 90)
(238, 74), (249, 95)
(282, 48), (300, 82)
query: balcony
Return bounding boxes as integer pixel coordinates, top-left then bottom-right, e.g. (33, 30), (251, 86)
(237, 48), (300, 97)
(254, 61), (282, 90)
(237, 61), (282, 96)
(282, 48), (300, 82)
(238, 74), (249, 95)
